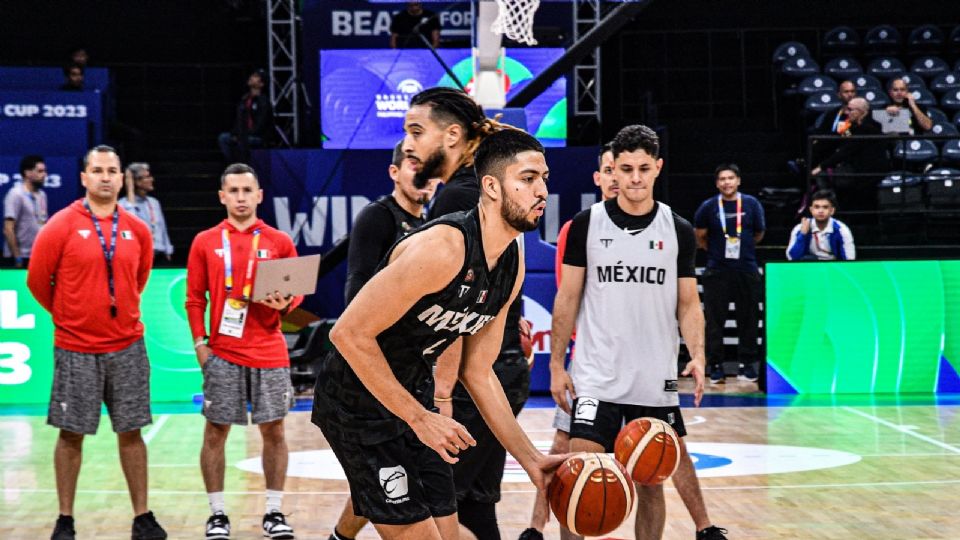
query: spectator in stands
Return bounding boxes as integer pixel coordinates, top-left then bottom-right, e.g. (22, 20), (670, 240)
(120, 163), (174, 265)
(390, 1), (441, 49)
(786, 190), (856, 261)
(218, 70), (272, 163)
(809, 80), (859, 168)
(884, 78), (933, 133)
(3, 155), (48, 268)
(694, 164), (765, 385)
(811, 97), (887, 209)
(60, 64), (84, 91)
(70, 47), (89, 68)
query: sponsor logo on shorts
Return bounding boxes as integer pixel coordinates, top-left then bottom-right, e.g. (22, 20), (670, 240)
(664, 379), (678, 392)
(379, 465), (410, 503)
(667, 412), (676, 425)
(573, 397), (599, 424)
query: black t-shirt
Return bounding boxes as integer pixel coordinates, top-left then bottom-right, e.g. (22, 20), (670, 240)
(563, 199), (697, 278)
(390, 8), (441, 48)
(345, 196), (426, 305)
(313, 209), (520, 444)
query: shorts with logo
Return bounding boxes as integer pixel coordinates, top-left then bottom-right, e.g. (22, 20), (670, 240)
(48, 338), (153, 435)
(201, 354), (294, 425)
(569, 397), (687, 452)
(318, 421), (457, 525)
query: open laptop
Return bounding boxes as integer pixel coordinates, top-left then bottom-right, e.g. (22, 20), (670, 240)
(251, 254), (320, 302)
(872, 108), (912, 134)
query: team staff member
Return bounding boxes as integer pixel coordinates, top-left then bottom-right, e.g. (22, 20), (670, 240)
(3, 154), (48, 267)
(520, 142), (618, 540)
(186, 163), (302, 540)
(27, 145), (167, 540)
(329, 142), (439, 540)
(550, 125), (727, 540)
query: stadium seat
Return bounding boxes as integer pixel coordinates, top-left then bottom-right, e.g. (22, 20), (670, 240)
(797, 75), (837, 95)
(931, 72), (960, 94)
(930, 122), (959, 136)
(867, 57), (906, 79)
(861, 88), (889, 107)
(941, 139), (960, 165)
(926, 107), (950, 123)
(910, 56), (950, 77)
(893, 139), (938, 164)
(805, 91), (841, 112)
(955, 110), (960, 129)
(950, 26), (960, 52)
(823, 56), (863, 79)
(899, 73), (927, 91)
(878, 173), (924, 209)
(853, 74), (884, 93)
(865, 25), (901, 52)
(911, 88), (937, 107)
(940, 89), (960, 111)
(908, 25), (944, 49)
(780, 56), (819, 78)
(823, 26), (860, 53)
(773, 41), (811, 64)
(925, 167), (960, 207)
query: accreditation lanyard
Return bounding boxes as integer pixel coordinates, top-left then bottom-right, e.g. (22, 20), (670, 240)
(83, 200), (120, 318)
(717, 194), (742, 238)
(222, 227), (261, 302)
(32, 190), (48, 224)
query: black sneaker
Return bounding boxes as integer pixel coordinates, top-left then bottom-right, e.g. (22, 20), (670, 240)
(737, 363), (758, 382)
(131, 511), (167, 540)
(518, 528), (544, 540)
(709, 364), (726, 385)
(206, 512), (230, 539)
(262, 511), (295, 539)
(697, 525), (729, 540)
(51, 515), (75, 540)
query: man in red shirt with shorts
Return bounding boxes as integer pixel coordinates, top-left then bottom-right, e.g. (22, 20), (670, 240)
(186, 163), (302, 540)
(28, 145), (167, 540)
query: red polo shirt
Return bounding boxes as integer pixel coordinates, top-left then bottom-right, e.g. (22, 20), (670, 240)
(185, 219), (302, 369)
(27, 200), (153, 353)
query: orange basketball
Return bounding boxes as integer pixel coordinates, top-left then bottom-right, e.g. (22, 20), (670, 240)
(614, 417), (681, 485)
(548, 452), (634, 537)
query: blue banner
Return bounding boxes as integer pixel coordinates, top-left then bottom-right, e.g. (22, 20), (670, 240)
(0, 156), (81, 254)
(0, 90), (104, 156)
(320, 48), (567, 149)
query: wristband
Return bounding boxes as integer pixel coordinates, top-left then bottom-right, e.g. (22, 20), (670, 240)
(433, 395), (453, 403)
(194, 336), (208, 349)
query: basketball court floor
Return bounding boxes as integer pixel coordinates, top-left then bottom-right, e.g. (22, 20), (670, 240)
(2, 380), (958, 539)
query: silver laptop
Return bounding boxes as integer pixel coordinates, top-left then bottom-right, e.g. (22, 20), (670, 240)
(873, 109), (912, 134)
(251, 254), (320, 302)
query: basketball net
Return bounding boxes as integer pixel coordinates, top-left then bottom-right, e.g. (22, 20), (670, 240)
(491, 0), (540, 46)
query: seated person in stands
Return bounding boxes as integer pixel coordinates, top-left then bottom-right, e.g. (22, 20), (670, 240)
(786, 190), (855, 261)
(810, 80), (858, 165)
(882, 78), (932, 133)
(810, 98), (887, 210)
(60, 63), (84, 91)
(217, 69), (272, 162)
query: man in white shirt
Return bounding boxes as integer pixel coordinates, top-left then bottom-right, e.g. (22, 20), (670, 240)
(786, 190), (856, 261)
(120, 163), (174, 264)
(3, 155), (48, 268)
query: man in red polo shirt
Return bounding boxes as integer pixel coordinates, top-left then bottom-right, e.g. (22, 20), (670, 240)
(27, 145), (167, 540)
(186, 163), (302, 540)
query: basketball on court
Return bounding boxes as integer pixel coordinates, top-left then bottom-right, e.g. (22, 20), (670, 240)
(548, 452), (634, 537)
(614, 417), (681, 485)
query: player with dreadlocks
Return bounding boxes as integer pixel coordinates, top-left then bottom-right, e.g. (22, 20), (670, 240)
(322, 87), (537, 540)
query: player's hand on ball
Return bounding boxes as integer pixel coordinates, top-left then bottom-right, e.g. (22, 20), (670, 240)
(550, 369), (576, 415)
(410, 410), (475, 464)
(528, 452), (574, 493)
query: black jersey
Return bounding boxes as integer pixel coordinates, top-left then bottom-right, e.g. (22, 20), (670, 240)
(313, 208), (520, 444)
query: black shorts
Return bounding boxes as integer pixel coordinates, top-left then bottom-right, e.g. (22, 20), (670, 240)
(569, 398), (687, 452)
(318, 422), (457, 525)
(451, 352), (530, 504)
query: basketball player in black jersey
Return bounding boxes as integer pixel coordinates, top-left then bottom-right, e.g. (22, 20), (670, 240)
(313, 129), (564, 540)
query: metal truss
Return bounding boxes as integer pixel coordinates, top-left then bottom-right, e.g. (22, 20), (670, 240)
(573, 0), (601, 121)
(267, 0), (299, 145)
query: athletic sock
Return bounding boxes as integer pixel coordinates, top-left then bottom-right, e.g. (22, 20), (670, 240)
(265, 489), (284, 514)
(208, 491), (225, 515)
(330, 529), (356, 540)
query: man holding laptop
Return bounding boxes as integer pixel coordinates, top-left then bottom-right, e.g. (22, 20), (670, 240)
(186, 163), (303, 540)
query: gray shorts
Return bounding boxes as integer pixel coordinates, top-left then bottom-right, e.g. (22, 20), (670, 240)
(201, 354), (294, 425)
(48, 339), (153, 435)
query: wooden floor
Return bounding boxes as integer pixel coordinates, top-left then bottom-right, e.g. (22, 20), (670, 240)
(2, 380), (959, 539)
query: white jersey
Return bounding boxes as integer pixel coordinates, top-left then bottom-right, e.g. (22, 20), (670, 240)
(570, 201), (680, 407)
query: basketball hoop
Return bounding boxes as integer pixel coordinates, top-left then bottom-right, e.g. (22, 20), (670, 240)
(490, 0), (541, 46)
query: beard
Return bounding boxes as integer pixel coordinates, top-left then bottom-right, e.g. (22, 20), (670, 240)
(501, 192), (542, 232)
(413, 146), (445, 189)
(29, 178), (45, 189)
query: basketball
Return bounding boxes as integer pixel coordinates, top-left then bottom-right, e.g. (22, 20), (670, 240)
(548, 452), (634, 537)
(614, 417), (681, 485)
